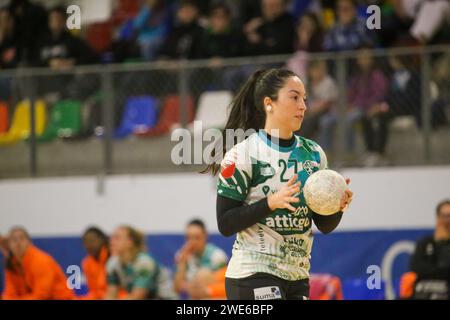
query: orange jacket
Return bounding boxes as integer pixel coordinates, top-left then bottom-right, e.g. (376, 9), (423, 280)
(400, 272), (417, 299)
(2, 245), (74, 300)
(80, 246), (109, 300)
(207, 267), (227, 299)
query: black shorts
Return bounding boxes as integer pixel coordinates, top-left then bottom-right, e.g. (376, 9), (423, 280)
(225, 273), (310, 300)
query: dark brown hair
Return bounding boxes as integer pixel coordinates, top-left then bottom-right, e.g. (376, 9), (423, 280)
(201, 68), (298, 175)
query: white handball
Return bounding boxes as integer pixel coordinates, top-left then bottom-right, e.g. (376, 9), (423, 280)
(303, 169), (347, 216)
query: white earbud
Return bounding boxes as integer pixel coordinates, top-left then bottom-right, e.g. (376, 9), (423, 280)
(266, 105), (273, 112)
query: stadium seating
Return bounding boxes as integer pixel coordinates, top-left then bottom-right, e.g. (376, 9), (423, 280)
(37, 100), (83, 142)
(0, 102), (8, 134)
(0, 100), (47, 145)
(114, 96), (159, 139)
(135, 95), (194, 137)
(192, 91), (232, 131)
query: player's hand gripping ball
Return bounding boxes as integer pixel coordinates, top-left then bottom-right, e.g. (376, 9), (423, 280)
(303, 169), (348, 216)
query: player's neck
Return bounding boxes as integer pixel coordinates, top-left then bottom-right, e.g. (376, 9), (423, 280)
(263, 126), (293, 140)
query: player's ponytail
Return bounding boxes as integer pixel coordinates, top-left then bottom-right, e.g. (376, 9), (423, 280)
(202, 68), (298, 175)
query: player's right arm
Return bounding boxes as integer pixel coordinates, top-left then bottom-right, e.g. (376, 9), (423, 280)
(216, 143), (300, 236)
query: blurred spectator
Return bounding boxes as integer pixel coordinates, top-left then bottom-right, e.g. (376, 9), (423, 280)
(243, 0), (295, 56)
(380, 0), (449, 46)
(0, 234), (8, 258)
(294, 12), (323, 53)
(289, 0), (323, 23)
(80, 227), (110, 300)
(376, 52), (448, 131)
(1, 227), (74, 300)
(286, 12), (324, 81)
(158, 0), (203, 60)
(33, 6), (98, 100)
(187, 266), (227, 299)
(105, 225), (161, 300)
(380, 54), (422, 127)
(410, 199), (450, 300)
(346, 47), (388, 165)
(0, 7), (20, 69)
(238, 0), (262, 25)
(309, 273), (344, 300)
(174, 219), (228, 298)
(191, 3), (245, 92)
(133, 0), (171, 61)
(298, 60), (338, 151)
(406, 0), (449, 45)
(323, 0), (374, 51)
(197, 3), (243, 59)
(36, 6), (98, 68)
(7, 0), (48, 64)
(378, 0), (418, 47)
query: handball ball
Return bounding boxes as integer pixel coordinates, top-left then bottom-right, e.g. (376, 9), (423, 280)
(303, 169), (347, 216)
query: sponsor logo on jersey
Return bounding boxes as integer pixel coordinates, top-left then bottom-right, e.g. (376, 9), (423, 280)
(303, 160), (317, 175)
(254, 286), (282, 300)
(292, 205), (309, 216)
(265, 213), (311, 232)
(260, 165), (275, 177)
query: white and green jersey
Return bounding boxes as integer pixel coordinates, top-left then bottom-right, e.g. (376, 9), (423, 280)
(217, 130), (328, 281)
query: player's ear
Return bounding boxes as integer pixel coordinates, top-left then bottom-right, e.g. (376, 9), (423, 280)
(263, 97), (273, 112)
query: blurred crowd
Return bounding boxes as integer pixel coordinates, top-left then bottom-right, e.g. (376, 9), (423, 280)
(0, 219), (230, 300)
(0, 0), (449, 168)
(0, 0), (449, 69)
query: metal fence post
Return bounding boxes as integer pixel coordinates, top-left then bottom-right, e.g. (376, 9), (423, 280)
(335, 55), (348, 168)
(101, 69), (114, 175)
(178, 60), (189, 128)
(28, 75), (37, 177)
(421, 50), (432, 162)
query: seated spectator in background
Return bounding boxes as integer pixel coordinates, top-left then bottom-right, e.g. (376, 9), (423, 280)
(192, 3), (244, 92)
(36, 6), (97, 68)
(80, 227), (110, 300)
(298, 60), (338, 151)
(346, 47), (388, 166)
(34, 6), (98, 100)
(380, 54), (422, 127)
(197, 3), (243, 60)
(238, 0), (261, 26)
(243, 0), (295, 56)
(410, 199), (450, 300)
(2, 227), (74, 300)
(289, 0), (323, 23)
(286, 12), (324, 82)
(134, 0), (171, 61)
(294, 12), (323, 53)
(378, 0), (418, 47)
(7, 0), (48, 65)
(0, 7), (20, 69)
(410, 0), (450, 45)
(158, 0), (202, 60)
(105, 225), (161, 300)
(0, 234), (7, 296)
(187, 266), (227, 299)
(174, 219), (228, 298)
(0, 234), (8, 258)
(323, 0), (374, 52)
